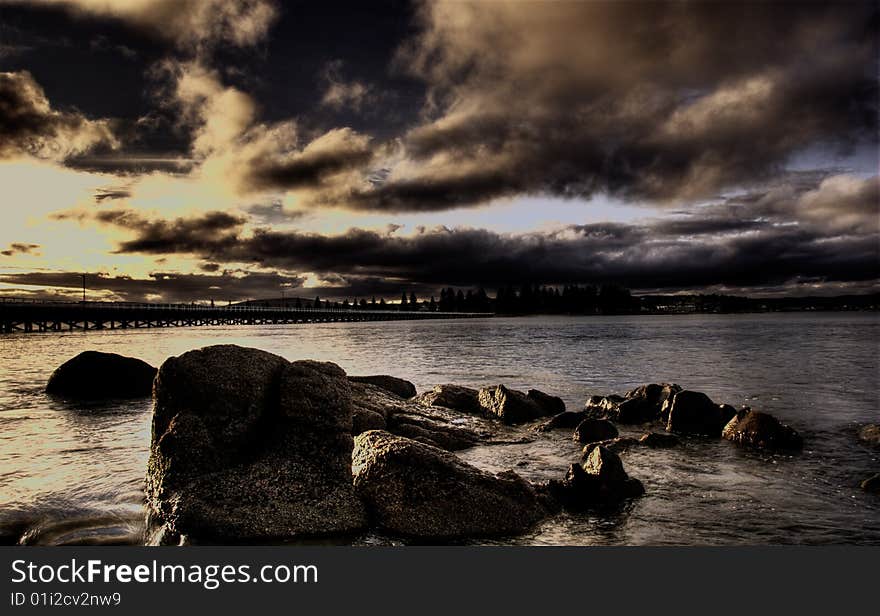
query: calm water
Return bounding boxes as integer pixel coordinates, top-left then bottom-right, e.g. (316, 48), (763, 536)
(1, 314), (878, 545)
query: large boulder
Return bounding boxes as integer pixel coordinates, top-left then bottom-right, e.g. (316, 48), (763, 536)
(548, 446), (645, 510)
(416, 384), (482, 414)
(145, 345), (366, 544)
(573, 418), (619, 444)
(664, 390), (727, 437)
(527, 389), (566, 415)
(858, 424), (880, 447)
(46, 351), (156, 399)
(478, 385), (549, 424)
(353, 431), (548, 539)
(722, 410), (803, 450)
(348, 375), (416, 399)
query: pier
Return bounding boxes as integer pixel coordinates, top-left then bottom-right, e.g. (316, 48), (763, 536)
(0, 298), (493, 334)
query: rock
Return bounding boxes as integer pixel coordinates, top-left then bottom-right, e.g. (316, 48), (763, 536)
(583, 445), (628, 481)
(718, 404), (739, 426)
(145, 345), (366, 543)
(664, 390), (725, 437)
(478, 385), (550, 424)
(352, 431), (548, 538)
(582, 437), (639, 457)
(583, 394), (624, 419)
(416, 384), (482, 414)
(861, 474), (880, 494)
(547, 447), (644, 511)
(352, 409), (386, 434)
(617, 383), (682, 424)
(387, 413), (480, 451)
(721, 410), (803, 450)
(639, 432), (680, 448)
(348, 375), (416, 399)
(536, 410), (588, 431)
(858, 424), (880, 447)
(349, 381), (412, 420)
(573, 418), (619, 444)
(527, 389), (566, 415)
(46, 351), (156, 399)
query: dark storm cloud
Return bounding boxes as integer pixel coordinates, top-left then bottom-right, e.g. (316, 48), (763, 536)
(0, 269), (304, 303)
(0, 70), (117, 159)
(1, 242), (40, 256)
(330, 0), (878, 211)
(87, 173), (877, 295)
(101, 209), (247, 255)
(242, 128), (376, 192)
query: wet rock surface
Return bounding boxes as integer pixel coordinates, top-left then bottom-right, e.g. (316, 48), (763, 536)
(858, 424), (880, 447)
(352, 430), (549, 539)
(46, 351), (157, 400)
(537, 410), (588, 431)
(722, 409), (803, 450)
(573, 418), (619, 444)
(478, 385), (551, 424)
(145, 345), (366, 544)
(664, 390), (727, 437)
(349, 375), (416, 399)
(548, 446), (645, 511)
(861, 474), (880, 494)
(415, 384), (482, 414)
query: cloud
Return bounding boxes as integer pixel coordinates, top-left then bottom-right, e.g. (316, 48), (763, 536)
(0, 269), (303, 303)
(0, 71), (118, 161)
(76, 172), (876, 295)
(1, 242), (40, 256)
(319, 1), (876, 211)
(319, 60), (375, 112)
(11, 0), (278, 51)
(157, 61), (378, 196)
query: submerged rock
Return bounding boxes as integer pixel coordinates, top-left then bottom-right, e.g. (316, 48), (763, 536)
(478, 385), (550, 424)
(573, 418), (619, 444)
(664, 390), (726, 437)
(46, 351), (156, 399)
(858, 424), (880, 447)
(548, 446), (645, 510)
(722, 410), (803, 450)
(537, 410), (588, 431)
(352, 431), (548, 539)
(349, 375), (416, 399)
(145, 345), (366, 544)
(638, 432), (680, 448)
(416, 384), (482, 414)
(861, 474), (880, 494)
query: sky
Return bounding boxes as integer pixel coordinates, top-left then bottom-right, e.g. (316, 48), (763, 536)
(0, 0), (877, 303)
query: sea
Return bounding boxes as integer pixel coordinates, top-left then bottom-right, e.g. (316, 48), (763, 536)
(1, 313), (878, 545)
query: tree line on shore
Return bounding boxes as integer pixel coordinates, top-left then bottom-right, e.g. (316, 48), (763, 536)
(254, 288), (879, 315)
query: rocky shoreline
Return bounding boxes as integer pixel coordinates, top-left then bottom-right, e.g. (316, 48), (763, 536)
(43, 347), (880, 544)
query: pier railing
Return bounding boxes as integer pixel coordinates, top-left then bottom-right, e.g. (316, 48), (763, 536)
(0, 298), (493, 333)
